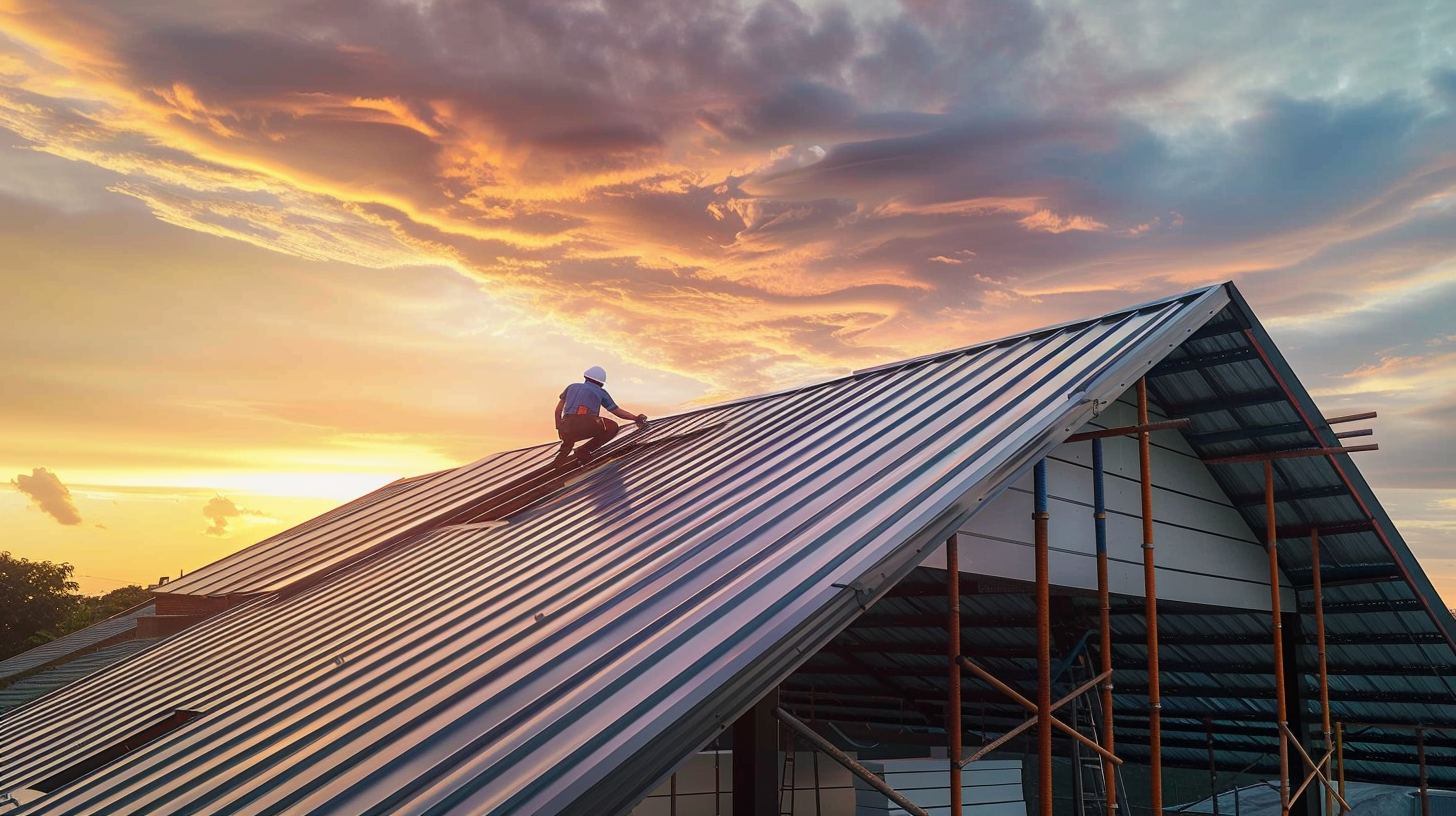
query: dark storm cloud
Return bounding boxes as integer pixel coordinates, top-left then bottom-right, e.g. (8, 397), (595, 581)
(696, 81), (859, 143)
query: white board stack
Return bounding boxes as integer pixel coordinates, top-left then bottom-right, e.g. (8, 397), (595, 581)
(854, 758), (1025, 816)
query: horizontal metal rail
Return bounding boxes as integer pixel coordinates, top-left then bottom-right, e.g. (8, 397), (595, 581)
(1064, 418), (1191, 442)
(1203, 444), (1378, 465)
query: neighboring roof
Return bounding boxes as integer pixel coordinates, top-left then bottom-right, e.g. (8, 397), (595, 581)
(0, 282), (1450, 813)
(0, 640), (159, 714)
(0, 603), (154, 682)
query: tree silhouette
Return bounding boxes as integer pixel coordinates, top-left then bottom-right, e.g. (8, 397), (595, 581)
(0, 551), (80, 660)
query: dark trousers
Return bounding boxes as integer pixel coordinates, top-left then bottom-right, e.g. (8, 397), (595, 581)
(556, 415), (618, 460)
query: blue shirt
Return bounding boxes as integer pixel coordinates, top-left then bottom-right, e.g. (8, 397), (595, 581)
(560, 381), (617, 417)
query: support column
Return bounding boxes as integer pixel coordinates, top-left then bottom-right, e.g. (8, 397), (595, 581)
(1419, 728), (1429, 816)
(1264, 461), (1290, 815)
(1337, 722), (1346, 811)
(733, 688), (779, 816)
(1034, 459), (1052, 816)
(1312, 527), (1333, 816)
(1093, 438), (1116, 814)
(1283, 609), (1319, 816)
(1206, 718), (1220, 816)
(948, 535), (963, 816)
(1138, 379), (1163, 815)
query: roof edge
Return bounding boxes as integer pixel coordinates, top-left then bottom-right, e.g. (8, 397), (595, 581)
(1224, 283), (1456, 650)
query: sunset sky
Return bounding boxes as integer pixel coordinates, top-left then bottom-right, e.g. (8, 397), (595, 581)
(2, 0), (1454, 599)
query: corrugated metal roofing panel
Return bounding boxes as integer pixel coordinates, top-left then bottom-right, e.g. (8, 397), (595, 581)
(0, 286), (1230, 816)
(0, 640), (159, 714)
(0, 603), (154, 681)
(158, 446), (552, 596)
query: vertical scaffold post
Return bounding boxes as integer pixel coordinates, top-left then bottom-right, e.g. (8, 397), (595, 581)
(1419, 727), (1429, 816)
(1206, 718), (1220, 816)
(1034, 459), (1052, 816)
(1337, 722), (1346, 810)
(948, 535), (963, 816)
(1093, 438), (1116, 814)
(1312, 527), (1332, 816)
(1138, 379), (1163, 815)
(1265, 460), (1291, 814)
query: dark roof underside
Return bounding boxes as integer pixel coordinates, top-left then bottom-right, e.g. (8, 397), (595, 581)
(782, 293), (1456, 788)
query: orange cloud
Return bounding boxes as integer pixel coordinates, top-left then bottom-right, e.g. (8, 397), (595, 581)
(1018, 209), (1108, 233)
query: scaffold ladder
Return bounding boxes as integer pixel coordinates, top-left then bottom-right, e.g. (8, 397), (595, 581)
(779, 729), (796, 815)
(1070, 661), (1129, 815)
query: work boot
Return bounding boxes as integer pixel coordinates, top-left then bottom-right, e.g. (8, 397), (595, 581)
(575, 449), (593, 468)
(552, 449), (575, 468)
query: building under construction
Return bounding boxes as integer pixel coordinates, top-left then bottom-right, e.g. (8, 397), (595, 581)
(1, 282), (1453, 815)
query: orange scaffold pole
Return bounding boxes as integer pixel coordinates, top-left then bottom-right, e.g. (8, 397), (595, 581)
(1138, 379), (1163, 814)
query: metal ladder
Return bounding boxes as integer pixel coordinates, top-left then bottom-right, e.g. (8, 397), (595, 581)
(779, 730), (796, 815)
(1068, 658), (1129, 816)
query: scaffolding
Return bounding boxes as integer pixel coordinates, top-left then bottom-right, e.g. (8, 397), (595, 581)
(722, 377), (1392, 816)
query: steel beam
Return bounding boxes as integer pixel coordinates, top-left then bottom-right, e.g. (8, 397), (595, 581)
(1161, 388), (1286, 417)
(1185, 421), (1308, 446)
(1324, 411), (1377, 426)
(1203, 444), (1378, 466)
(1149, 346), (1258, 374)
(1064, 418), (1191, 442)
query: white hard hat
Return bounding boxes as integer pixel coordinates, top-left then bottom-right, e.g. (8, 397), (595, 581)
(583, 365), (607, 384)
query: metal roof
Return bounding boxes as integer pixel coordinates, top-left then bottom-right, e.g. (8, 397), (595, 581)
(0, 641), (159, 715)
(0, 603), (154, 682)
(0, 285), (1225, 815)
(0, 281), (1450, 812)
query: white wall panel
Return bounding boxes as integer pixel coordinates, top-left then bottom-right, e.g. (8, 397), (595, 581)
(925, 397), (1295, 611)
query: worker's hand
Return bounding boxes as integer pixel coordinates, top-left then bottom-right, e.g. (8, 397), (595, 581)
(635, 414), (649, 429)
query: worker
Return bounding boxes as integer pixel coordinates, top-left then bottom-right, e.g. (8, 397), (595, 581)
(553, 365), (648, 468)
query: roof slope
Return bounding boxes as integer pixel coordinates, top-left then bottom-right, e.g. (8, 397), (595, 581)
(0, 285), (1228, 815)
